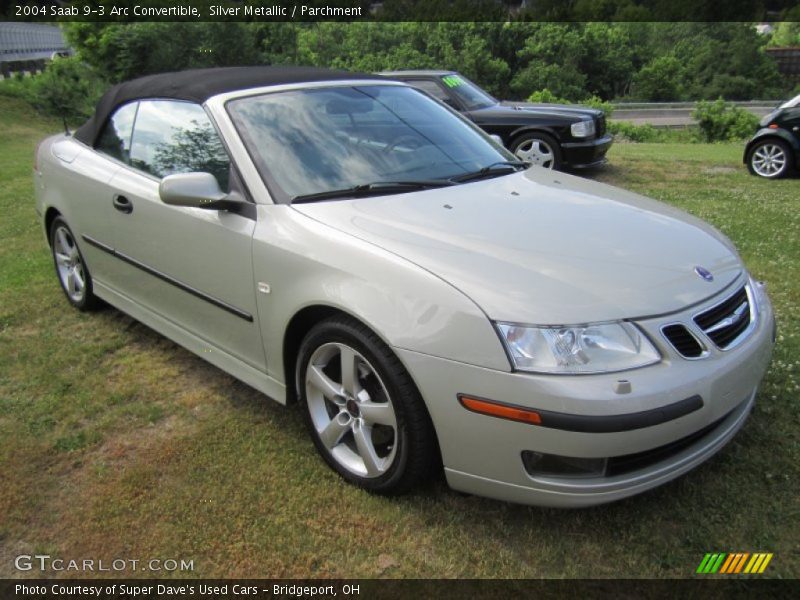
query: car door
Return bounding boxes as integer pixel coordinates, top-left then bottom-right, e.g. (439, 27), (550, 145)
(52, 103), (138, 284)
(106, 99), (266, 371)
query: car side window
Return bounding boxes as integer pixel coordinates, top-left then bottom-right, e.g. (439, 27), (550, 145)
(96, 102), (138, 163)
(129, 100), (231, 191)
(407, 79), (450, 102)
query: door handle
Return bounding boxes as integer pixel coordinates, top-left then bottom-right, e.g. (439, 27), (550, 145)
(112, 194), (133, 214)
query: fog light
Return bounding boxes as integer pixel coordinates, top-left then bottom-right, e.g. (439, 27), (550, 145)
(522, 451), (607, 478)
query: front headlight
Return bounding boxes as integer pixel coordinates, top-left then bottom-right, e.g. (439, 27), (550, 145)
(496, 321), (660, 374)
(570, 119), (595, 138)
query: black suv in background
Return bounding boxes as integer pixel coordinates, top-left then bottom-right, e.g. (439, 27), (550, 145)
(381, 70), (613, 170)
(744, 93), (800, 179)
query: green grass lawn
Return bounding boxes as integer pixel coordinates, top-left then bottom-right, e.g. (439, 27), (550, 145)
(1, 95), (798, 579)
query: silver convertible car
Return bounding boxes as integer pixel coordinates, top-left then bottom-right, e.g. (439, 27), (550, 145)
(34, 67), (775, 507)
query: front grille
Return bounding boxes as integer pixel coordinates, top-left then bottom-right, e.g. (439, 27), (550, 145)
(694, 286), (752, 349)
(596, 114), (606, 137)
(662, 324), (705, 358)
(606, 412), (728, 477)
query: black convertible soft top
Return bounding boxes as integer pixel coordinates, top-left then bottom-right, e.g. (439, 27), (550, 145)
(74, 66), (386, 146)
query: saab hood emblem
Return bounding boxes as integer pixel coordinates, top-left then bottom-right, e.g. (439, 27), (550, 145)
(694, 266), (714, 282)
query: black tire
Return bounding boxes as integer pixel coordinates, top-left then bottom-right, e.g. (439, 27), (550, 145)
(49, 216), (101, 311)
(296, 315), (438, 495)
(746, 138), (795, 179)
(510, 131), (563, 170)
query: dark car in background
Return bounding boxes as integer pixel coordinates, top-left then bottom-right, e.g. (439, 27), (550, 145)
(744, 93), (800, 179)
(381, 70), (613, 170)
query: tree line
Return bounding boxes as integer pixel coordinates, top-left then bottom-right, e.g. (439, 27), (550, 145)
(62, 22), (796, 103)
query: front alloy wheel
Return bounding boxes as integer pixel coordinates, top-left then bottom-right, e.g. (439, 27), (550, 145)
(297, 316), (437, 494)
(748, 139), (793, 178)
(306, 342), (398, 478)
(512, 132), (562, 170)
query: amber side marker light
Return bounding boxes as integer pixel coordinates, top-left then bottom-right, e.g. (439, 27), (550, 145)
(768, 123), (779, 129)
(458, 395), (542, 425)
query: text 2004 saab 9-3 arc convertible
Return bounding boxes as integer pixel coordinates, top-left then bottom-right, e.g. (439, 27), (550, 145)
(34, 67), (776, 507)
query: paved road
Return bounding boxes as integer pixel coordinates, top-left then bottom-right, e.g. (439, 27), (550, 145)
(510, 100), (780, 127)
(611, 104), (777, 127)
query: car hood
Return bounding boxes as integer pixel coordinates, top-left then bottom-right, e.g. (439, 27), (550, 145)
(779, 93), (800, 109)
(467, 103), (601, 124)
(292, 169), (742, 324)
(499, 101), (603, 119)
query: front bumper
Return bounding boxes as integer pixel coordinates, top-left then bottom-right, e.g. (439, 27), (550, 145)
(562, 134), (614, 169)
(397, 277), (775, 507)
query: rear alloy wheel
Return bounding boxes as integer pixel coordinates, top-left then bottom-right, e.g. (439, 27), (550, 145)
(747, 139), (794, 179)
(511, 132), (562, 170)
(296, 316), (437, 494)
(50, 217), (100, 311)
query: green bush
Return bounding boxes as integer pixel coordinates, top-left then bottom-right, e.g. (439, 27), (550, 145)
(583, 95), (614, 118)
(607, 121), (665, 142)
(607, 122), (701, 143)
(692, 98), (759, 142)
(527, 89), (614, 117)
(0, 57), (107, 122)
(527, 88), (569, 104)
(0, 73), (29, 100)
(630, 55), (685, 101)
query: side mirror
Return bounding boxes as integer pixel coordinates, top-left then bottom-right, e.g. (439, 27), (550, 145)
(159, 172), (237, 210)
(489, 134), (504, 146)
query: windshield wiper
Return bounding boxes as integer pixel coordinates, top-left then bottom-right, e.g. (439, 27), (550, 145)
(291, 180), (455, 204)
(449, 160), (528, 183)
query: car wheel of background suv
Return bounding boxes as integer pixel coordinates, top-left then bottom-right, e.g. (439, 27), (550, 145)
(747, 138), (795, 179)
(511, 132), (562, 170)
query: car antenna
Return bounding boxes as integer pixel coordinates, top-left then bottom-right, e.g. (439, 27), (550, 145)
(63, 117), (71, 137)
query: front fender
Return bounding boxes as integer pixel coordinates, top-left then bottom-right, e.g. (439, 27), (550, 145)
(744, 128), (800, 163)
(508, 124), (563, 144)
(252, 205), (512, 389)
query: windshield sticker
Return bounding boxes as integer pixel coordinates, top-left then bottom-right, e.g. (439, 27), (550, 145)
(442, 75), (464, 88)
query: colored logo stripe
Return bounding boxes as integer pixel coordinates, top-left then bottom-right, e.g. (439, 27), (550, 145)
(697, 552), (773, 574)
(744, 553), (773, 574)
(697, 553), (726, 573)
(719, 553), (749, 573)
(719, 553), (736, 573)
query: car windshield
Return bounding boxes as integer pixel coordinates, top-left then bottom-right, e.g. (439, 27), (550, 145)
(227, 84), (512, 202)
(438, 74), (497, 110)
